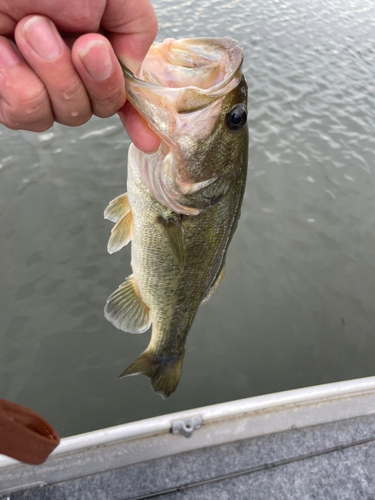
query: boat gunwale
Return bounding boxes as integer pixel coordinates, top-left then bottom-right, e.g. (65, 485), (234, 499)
(1, 375), (374, 469)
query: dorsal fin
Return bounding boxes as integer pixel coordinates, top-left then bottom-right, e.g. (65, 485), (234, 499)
(104, 275), (151, 333)
(157, 215), (186, 271)
(104, 193), (130, 223)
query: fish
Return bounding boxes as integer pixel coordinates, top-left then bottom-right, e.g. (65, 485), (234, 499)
(104, 37), (248, 398)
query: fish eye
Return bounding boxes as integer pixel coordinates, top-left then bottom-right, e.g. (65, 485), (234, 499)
(226, 104), (247, 132)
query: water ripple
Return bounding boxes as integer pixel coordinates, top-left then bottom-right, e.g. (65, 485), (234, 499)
(1, 0), (375, 436)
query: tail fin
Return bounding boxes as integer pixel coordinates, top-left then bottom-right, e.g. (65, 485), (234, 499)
(119, 349), (184, 399)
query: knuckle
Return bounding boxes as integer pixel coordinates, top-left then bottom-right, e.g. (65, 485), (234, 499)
(137, 4), (158, 43)
(51, 77), (92, 125)
(18, 83), (49, 116)
(28, 120), (54, 132)
(147, 13), (158, 41)
(70, 6), (101, 32)
(57, 112), (91, 127)
(2, 113), (53, 132)
(56, 76), (85, 103)
(92, 86), (125, 117)
(2, 84), (53, 130)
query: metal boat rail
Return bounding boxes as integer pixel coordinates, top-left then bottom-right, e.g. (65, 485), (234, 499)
(1, 376), (375, 497)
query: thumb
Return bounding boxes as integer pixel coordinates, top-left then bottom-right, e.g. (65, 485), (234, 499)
(102, 0), (158, 74)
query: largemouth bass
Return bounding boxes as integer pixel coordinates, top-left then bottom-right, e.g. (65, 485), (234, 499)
(104, 38), (248, 398)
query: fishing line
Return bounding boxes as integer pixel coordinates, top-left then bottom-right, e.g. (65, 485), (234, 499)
(124, 433), (375, 500)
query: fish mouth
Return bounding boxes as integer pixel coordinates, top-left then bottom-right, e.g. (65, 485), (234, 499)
(121, 38), (242, 92)
(120, 37), (243, 127)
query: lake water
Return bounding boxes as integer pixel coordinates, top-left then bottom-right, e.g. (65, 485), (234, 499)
(1, 0), (375, 438)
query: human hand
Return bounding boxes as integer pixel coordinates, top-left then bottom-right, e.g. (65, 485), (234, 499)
(0, 0), (160, 152)
(0, 398), (60, 465)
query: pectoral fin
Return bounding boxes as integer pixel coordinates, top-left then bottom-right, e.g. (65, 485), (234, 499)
(104, 193), (130, 222)
(201, 264), (226, 305)
(157, 215), (186, 271)
(107, 209), (133, 254)
(104, 275), (151, 333)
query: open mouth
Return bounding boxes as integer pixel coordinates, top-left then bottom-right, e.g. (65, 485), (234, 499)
(139, 38), (243, 91)
(121, 38), (243, 115)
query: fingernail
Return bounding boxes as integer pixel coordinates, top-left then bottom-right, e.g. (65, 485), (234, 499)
(79, 41), (113, 81)
(0, 38), (21, 67)
(22, 16), (62, 61)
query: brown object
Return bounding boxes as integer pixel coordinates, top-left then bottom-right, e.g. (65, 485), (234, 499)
(0, 399), (60, 465)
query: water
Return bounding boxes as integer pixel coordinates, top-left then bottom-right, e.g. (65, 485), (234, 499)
(1, 0), (375, 438)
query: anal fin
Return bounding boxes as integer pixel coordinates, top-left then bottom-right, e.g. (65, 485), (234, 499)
(201, 263), (226, 305)
(104, 275), (151, 333)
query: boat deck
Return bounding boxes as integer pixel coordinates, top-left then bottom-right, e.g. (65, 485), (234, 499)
(1, 378), (375, 499)
(4, 413), (375, 500)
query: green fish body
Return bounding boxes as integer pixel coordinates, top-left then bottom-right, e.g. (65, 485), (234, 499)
(104, 38), (248, 398)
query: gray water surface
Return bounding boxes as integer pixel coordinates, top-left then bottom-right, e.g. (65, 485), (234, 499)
(1, 0), (375, 438)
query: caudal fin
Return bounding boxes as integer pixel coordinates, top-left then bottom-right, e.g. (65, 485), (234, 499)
(119, 349), (184, 398)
